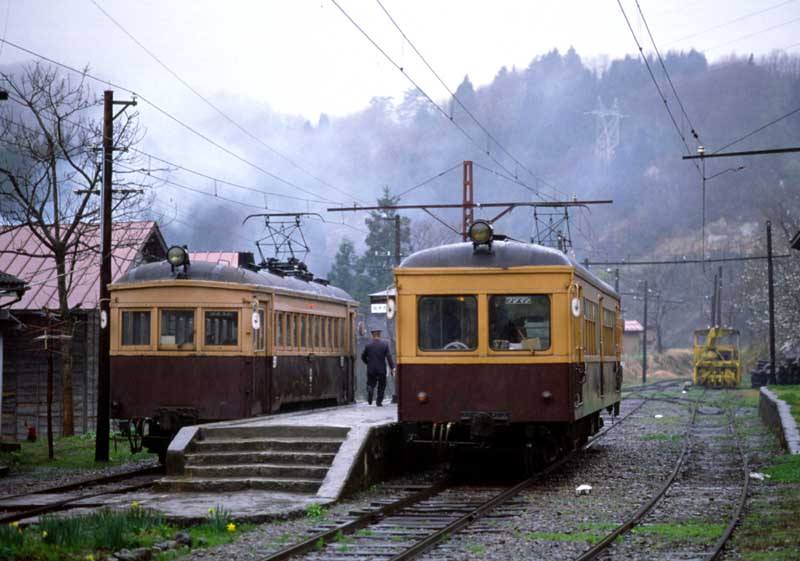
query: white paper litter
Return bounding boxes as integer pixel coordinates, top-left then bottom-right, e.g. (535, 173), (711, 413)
(749, 472), (770, 481)
(654, 414), (664, 419)
(575, 484), (592, 496)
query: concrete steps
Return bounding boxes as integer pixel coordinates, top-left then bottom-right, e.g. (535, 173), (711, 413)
(157, 424), (349, 493)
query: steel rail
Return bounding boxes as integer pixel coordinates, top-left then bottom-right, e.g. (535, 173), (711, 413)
(0, 478), (158, 525)
(572, 393), (704, 561)
(259, 385), (670, 561)
(0, 464), (162, 502)
(707, 408), (751, 561)
(259, 483), (449, 561)
(389, 389), (665, 561)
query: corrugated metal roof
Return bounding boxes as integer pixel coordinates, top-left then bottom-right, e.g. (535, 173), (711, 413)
(624, 319), (644, 333)
(0, 221), (162, 310)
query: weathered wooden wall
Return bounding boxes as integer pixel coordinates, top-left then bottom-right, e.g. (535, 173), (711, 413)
(1, 311), (98, 440)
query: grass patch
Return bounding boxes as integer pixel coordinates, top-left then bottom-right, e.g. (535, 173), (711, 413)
(632, 522), (725, 541)
(466, 543), (486, 555)
(772, 385), (800, 425)
(765, 453), (800, 483)
(305, 502), (326, 520)
(0, 503), (252, 561)
(0, 432), (155, 472)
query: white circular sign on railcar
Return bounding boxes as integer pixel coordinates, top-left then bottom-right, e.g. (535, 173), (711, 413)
(251, 311), (261, 330)
(386, 298), (396, 320)
(100, 310), (108, 329)
(571, 297), (582, 318)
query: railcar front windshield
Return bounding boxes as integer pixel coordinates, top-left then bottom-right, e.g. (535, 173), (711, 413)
(490, 295), (551, 351)
(418, 296), (477, 351)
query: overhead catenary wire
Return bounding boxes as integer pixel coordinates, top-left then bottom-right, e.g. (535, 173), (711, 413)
(89, 0), (365, 206)
(615, 0), (702, 175)
(3, 89), (338, 208)
(705, 15), (800, 53)
(395, 162), (462, 198)
(329, 0), (555, 202)
(374, 0), (566, 199)
(0, 37), (347, 206)
(586, 254), (792, 266)
(1, 94), (370, 237)
(663, 0), (798, 47)
(635, 0), (701, 144)
(712, 104), (800, 154)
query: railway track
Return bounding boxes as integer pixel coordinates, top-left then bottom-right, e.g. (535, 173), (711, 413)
(572, 391), (750, 561)
(0, 465), (163, 525)
(258, 383), (678, 561)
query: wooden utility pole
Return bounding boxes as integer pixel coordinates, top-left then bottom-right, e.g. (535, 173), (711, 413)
(642, 280), (648, 384)
(96, 90), (136, 462)
(462, 161), (473, 241)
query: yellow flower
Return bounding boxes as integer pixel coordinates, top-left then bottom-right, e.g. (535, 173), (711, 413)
(42, 530), (48, 538)
(10, 521), (19, 528)
(226, 522), (236, 533)
(131, 501), (139, 508)
(208, 507), (215, 515)
(85, 555), (95, 561)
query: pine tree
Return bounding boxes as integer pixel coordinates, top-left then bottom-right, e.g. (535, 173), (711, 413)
(358, 187), (412, 301)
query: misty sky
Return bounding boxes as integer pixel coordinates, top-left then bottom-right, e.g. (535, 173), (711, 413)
(2, 0), (798, 119)
(2, 0), (799, 266)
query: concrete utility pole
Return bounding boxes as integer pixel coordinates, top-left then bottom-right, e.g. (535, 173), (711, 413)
(393, 215), (401, 267)
(96, 90), (136, 462)
(767, 221), (776, 385)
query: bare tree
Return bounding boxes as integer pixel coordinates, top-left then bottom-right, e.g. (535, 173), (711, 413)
(0, 62), (154, 436)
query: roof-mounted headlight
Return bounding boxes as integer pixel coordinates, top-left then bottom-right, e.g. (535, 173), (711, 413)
(468, 220), (493, 245)
(166, 245), (190, 272)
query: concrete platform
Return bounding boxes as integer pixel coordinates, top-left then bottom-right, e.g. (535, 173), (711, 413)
(7, 402), (406, 525)
(154, 401), (403, 514)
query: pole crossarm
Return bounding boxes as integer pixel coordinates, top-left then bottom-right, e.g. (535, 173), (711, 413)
(683, 146), (800, 159)
(327, 200), (612, 213)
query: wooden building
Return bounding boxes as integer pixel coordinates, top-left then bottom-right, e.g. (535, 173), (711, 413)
(0, 222), (167, 440)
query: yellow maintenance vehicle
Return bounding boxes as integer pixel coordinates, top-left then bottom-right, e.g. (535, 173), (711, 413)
(692, 327), (742, 388)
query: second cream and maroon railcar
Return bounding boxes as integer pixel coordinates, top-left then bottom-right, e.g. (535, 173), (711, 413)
(109, 258), (358, 458)
(393, 224), (622, 456)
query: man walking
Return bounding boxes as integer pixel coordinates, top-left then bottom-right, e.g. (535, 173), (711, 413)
(361, 327), (395, 406)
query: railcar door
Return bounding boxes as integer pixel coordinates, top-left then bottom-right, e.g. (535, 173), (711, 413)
(571, 283), (585, 409)
(250, 303), (268, 416)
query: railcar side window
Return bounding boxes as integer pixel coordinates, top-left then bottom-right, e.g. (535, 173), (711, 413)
(417, 296), (477, 351)
(602, 309), (615, 355)
(122, 311), (150, 346)
(489, 295), (550, 351)
(205, 311), (239, 346)
(160, 309), (195, 348)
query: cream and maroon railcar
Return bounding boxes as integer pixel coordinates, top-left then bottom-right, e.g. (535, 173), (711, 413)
(394, 223), (622, 455)
(109, 258), (358, 459)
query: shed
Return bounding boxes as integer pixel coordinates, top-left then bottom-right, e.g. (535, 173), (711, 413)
(623, 319), (644, 355)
